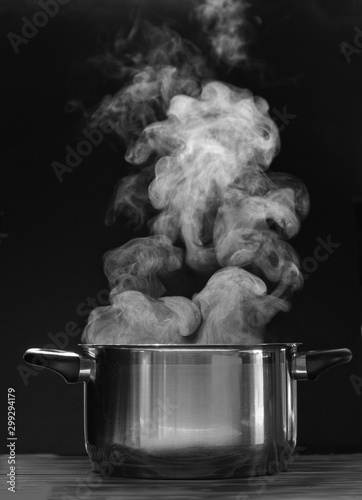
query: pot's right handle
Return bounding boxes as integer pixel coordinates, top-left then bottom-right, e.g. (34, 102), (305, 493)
(23, 348), (95, 383)
(291, 348), (352, 381)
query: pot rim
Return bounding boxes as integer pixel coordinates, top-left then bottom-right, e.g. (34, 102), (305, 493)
(80, 342), (301, 350)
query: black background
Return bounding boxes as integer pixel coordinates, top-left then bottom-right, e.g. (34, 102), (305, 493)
(1, 0), (362, 455)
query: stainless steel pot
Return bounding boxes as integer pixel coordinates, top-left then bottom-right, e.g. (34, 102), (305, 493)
(24, 343), (352, 479)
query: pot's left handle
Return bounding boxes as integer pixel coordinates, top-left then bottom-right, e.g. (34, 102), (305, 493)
(23, 348), (95, 383)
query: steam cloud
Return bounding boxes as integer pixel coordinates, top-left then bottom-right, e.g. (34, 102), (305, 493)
(81, 3), (309, 346)
(195, 0), (250, 66)
(84, 235), (201, 344)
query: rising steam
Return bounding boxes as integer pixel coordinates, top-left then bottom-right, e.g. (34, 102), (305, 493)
(83, 235), (201, 344)
(80, 4), (309, 346)
(195, 0), (250, 66)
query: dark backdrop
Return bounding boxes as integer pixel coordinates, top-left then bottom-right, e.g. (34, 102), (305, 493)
(1, 0), (362, 455)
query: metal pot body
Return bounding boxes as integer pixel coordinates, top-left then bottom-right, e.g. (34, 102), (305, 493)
(83, 344), (297, 479)
(23, 343), (352, 479)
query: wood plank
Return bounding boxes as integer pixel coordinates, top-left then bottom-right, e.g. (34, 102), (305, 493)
(1, 454), (362, 499)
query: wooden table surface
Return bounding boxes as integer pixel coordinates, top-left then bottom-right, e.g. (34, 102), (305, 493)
(1, 454), (362, 499)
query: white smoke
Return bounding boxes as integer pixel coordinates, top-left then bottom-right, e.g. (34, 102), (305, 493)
(79, 7), (309, 345)
(195, 0), (250, 66)
(134, 81), (281, 275)
(82, 235), (201, 344)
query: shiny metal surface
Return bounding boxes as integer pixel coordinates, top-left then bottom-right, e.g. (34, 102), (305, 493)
(291, 353), (308, 380)
(78, 357), (96, 383)
(82, 344), (298, 478)
(23, 343), (352, 478)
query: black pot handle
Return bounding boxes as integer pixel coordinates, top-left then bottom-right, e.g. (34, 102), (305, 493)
(23, 348), (95, 383)
(291, 348), (352, 381)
